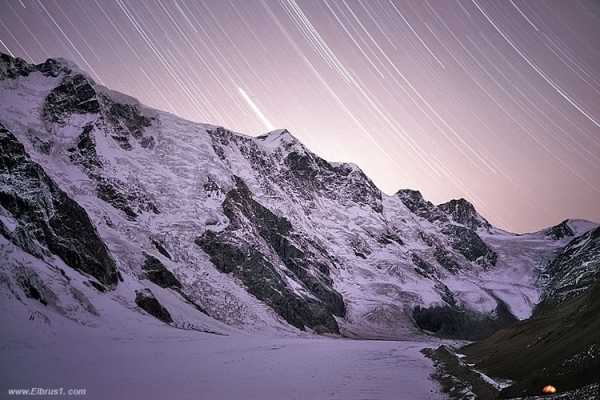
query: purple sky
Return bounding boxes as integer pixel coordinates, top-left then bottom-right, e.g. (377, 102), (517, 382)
(1, 0), (599, 232)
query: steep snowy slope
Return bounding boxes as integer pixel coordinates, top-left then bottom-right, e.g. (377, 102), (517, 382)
(541, 226), (600, 304)
(461, 227), (600, 398)
(0, 53), (596, 340)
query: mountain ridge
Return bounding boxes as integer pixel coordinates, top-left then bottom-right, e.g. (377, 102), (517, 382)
(0, 52), (597, 342)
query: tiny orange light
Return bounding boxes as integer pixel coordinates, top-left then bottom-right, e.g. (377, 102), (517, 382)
(542, 385), (557, 394)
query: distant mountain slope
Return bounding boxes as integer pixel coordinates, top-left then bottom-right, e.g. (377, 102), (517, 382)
(0, 53), (596, 340)
(462, 227), (600, 398)
(541, 227), (600, 304)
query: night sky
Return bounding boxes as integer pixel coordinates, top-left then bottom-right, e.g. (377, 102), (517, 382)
(1, 0), (599, 232)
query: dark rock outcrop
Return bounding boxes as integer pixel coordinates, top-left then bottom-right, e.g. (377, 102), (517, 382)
(102, 96), (153, 150)
(411, 253), (439, 279)
(396, 189), (448, 223)
(284, 151), (383, 213)
(0, 123), (118, 286)
(142, 254), (181, 289)
(438, 198), (491, 231)
(17, 276), (48, 306)
(412, 296), (517, 340)
(441, 224), (497, 267)
(433, 246), (461, 273)
(0, 54), (71, 80)
(541, 227), (600, 305)
(197, 176), (344, 333)
(544, 219), (575, 240)
(0, 53), (35, 80)
(95, 176), (159, 220)
(67, 123), (102, 169)
(135, 288), (173, 323)
(43, 74), (99, 124)
(152, 239), (172, 260)
(36, 58), (154, 153)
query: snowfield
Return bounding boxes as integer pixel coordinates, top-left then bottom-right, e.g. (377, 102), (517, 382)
(1, 54), (598, 400)
(1, 312), (445, 400)
(0, 232), (445, 400)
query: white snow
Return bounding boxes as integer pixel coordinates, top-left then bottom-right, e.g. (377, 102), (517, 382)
(567, 219), (597, 236)
(1, 60), (591, 336)
(1, 333), (444, 400)
(0, 284), (445, 400)
(1, 57), (598, 400)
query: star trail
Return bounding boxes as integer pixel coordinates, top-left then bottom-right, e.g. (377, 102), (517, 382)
(1, 0), (599, 232)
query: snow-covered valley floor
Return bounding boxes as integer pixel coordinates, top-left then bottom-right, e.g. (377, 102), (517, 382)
(1, 323), (445, 400)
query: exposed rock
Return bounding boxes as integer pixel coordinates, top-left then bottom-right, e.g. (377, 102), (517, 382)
(0, 54), (70, 80)
(17, 276), (48, 306)
(198, 232), (339, 332)
(544, 219), (575, 240)
(541, 227), (600, 305)
(31, 136), (52, 154)
(411, 253), (439, 279)
(197, 176), (344, 333)
(64, 124), (160, 221)
(208, 128), (383, 213)
(438, 198), (491, 231)
(349, 235), (371, 259)
(43, 74), (99, 124)
(377, 230), (404, 246)
(203, 175), (221, 196)
(435, 282), (458, 307)
(86, 280), (106, 293)
(412, 296), (517, 340)
(12, 267), (59, 309)
(442, 224), (497, 267)
(152, 239), (172, 260)
(95, 176), (159, 220)
(103, 96), (153, 150)
(433, 246), (461, 273)
(140, 136), (155, 149)
(36, 57), (73, 77)
(142, 254), (181, 289)
(0, 53), (35, 80)
(0, 123), (118, 285)
(67, 123), (102, 169)
(135, 288), (173, 324)
(396, 189), (448, 223)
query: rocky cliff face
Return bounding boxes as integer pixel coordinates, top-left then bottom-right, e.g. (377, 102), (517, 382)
(0, 53), (596, 340)
(0, 123), (118, 286)
(541, 226), (600, 305)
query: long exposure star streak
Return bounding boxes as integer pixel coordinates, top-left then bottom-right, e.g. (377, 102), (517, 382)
(0, 0), (598, 232)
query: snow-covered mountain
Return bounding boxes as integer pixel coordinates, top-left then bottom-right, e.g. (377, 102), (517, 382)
(0, 53), (597, 342)
(460, 226), (600, 397)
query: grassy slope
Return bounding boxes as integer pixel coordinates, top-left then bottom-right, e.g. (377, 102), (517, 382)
(461, 282), (600, 398)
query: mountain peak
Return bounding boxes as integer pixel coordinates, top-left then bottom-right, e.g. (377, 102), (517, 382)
(544, 219), (575, 240)
(438, 198), (491, 231)
(0, 52), (81, 81)
(395, 189), (449, 223)
(543, 218), (598, 240)
(255, 129), (301, 151)
(543, 226), (600, 303)
(2, 50), (593, 349)
(395, 188), (424, 200)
